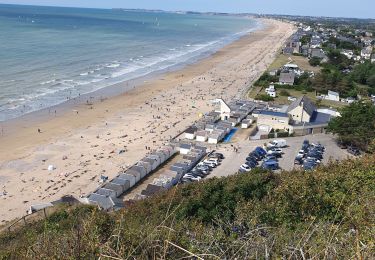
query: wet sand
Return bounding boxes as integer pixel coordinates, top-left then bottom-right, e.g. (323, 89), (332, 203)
(0, 19), (295, 223)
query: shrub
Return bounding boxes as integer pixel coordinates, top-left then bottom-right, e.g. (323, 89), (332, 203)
(279, 89), (290, 96)
(255, 94), (274, 102)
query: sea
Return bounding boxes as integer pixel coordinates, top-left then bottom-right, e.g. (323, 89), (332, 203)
(0, 4), (260, 121)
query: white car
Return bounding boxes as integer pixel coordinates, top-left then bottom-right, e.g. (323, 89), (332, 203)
(203, 159), (219, 166)
(183, 174), (202, 181)
(239, 164), (252, 172)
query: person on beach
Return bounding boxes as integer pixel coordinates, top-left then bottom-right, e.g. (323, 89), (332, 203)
(38, 128), (41, 133)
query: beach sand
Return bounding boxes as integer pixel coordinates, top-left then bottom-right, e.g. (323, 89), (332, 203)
(0, 19), (295, 223)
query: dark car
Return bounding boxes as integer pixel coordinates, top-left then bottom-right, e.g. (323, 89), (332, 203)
(302, 140), (310, 151)
(245, 161), (257, 168)
(255, 147), (267, 156)
(294, 157), (304, 165)
(264, 155), (278, 162)
(246, 156), (258, 164)
(347, 146), (361, 156)
(262, 161), (279, 170)
(249, 151), (262, 160)
(213, 153), (225, 159)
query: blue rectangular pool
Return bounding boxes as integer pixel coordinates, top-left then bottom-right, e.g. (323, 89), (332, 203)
(223, 128), (238, 143)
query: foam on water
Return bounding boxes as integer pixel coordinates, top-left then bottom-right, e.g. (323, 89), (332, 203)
(0, 4), (261, 121)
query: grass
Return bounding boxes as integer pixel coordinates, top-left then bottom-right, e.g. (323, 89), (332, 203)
(1, 156), (374, 259)
(268, 53), (321, 73)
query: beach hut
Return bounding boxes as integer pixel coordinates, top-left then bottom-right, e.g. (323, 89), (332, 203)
(147, 154), (162, 166)
(179, 143), (192, 155)
(95, 188), (117, 198)
(155, 151), (167, 163)
(184, 126), (197, 140)
(118, 173), (136, 187)
(196, 131), (208, 142)
(208, 132), (221, 144)
(111, 177), (131, 193)
(130, 165), (147, 178)
(125, 169), (141, 183)
(205, 124), (215, 133)
(137, 161), (152, 174)
(103, 183), (123, 197)
(141, 157), (158, 171)
(241, 119), (252, 129)
(88, 193), (123, 211)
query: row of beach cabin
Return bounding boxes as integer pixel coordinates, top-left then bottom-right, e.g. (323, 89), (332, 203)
(140, 144), (207, 197)
(85, 145), (177, 210)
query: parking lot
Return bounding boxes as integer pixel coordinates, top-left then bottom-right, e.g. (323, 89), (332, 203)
(209, 133), (352, 178)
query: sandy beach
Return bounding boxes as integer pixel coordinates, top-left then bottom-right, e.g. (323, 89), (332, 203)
(0, 19), (295, 223)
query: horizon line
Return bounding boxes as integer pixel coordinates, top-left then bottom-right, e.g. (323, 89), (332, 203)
(0, 2), (374, 20)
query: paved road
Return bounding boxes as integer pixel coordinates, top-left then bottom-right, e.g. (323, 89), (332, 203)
(209, 133), (352, 178)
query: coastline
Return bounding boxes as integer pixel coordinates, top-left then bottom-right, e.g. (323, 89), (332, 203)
(0, 18), (295, 222)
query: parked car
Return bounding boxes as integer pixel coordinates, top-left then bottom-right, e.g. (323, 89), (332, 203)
(268, 147), (283, 153)
(213, 152), (225, 159)
(246, 156), (258, 165)
(264, 155), (278, 162)
(249, 151), (263, 160)
(268, 139), (287, 148)
(255, 147), (267, 156)
(239, 164), (252, 172)
(262, 161), (279, 170)
(245, 160), (257, 168)
(202, 161), (217, 168)
(183, 174), (202, 181)
(204, 159), (219, 165)
(294, 157), (304, 165)
(302, 140), (310, 151)
(267, 150), (282, 158)
(347, 146), (360, 156)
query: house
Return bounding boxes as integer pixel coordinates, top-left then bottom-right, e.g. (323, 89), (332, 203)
(279, 72), (295, 85)
(340, 50), (354, 59)
(371, 54), (375, 63)
(361, 47), (372, 60)
(265, 84), (276, 97)
(214, 98), (231, 120)
(310, 48), (327, 61)
(345, 97), (356, 104)
(283, 47), (294, 55)
(287, 95), (316, 123)
(325, 90), (340, 102)
(256, 110), (291, 133)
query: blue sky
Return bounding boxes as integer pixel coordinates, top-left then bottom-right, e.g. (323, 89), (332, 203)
(0, 0), (374, 19)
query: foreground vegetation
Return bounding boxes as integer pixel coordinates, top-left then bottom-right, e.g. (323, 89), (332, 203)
(328, 101), (375, 152)
(1, 156), (374, 259)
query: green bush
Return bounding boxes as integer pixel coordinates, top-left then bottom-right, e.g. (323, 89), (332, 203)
(255, 94), (274, 102)
(1, 157), (374, 259)
(279, 89), (290, 96)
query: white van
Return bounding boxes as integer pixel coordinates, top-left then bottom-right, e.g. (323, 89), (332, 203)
(268, 139), (287, 148)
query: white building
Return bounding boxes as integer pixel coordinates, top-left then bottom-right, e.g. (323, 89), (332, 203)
(325, 90), (340, 102)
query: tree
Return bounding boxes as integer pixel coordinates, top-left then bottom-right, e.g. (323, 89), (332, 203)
(309, 57), (322, 67)
(255, 94), (274, 102)
(367, 74), (375, 88)
(327, 101), (375, 151)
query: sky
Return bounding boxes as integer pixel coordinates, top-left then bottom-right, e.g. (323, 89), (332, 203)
(0, 0), (374, 19)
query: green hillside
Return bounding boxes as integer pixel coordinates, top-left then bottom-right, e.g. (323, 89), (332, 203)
(1, 156), (374, 259)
